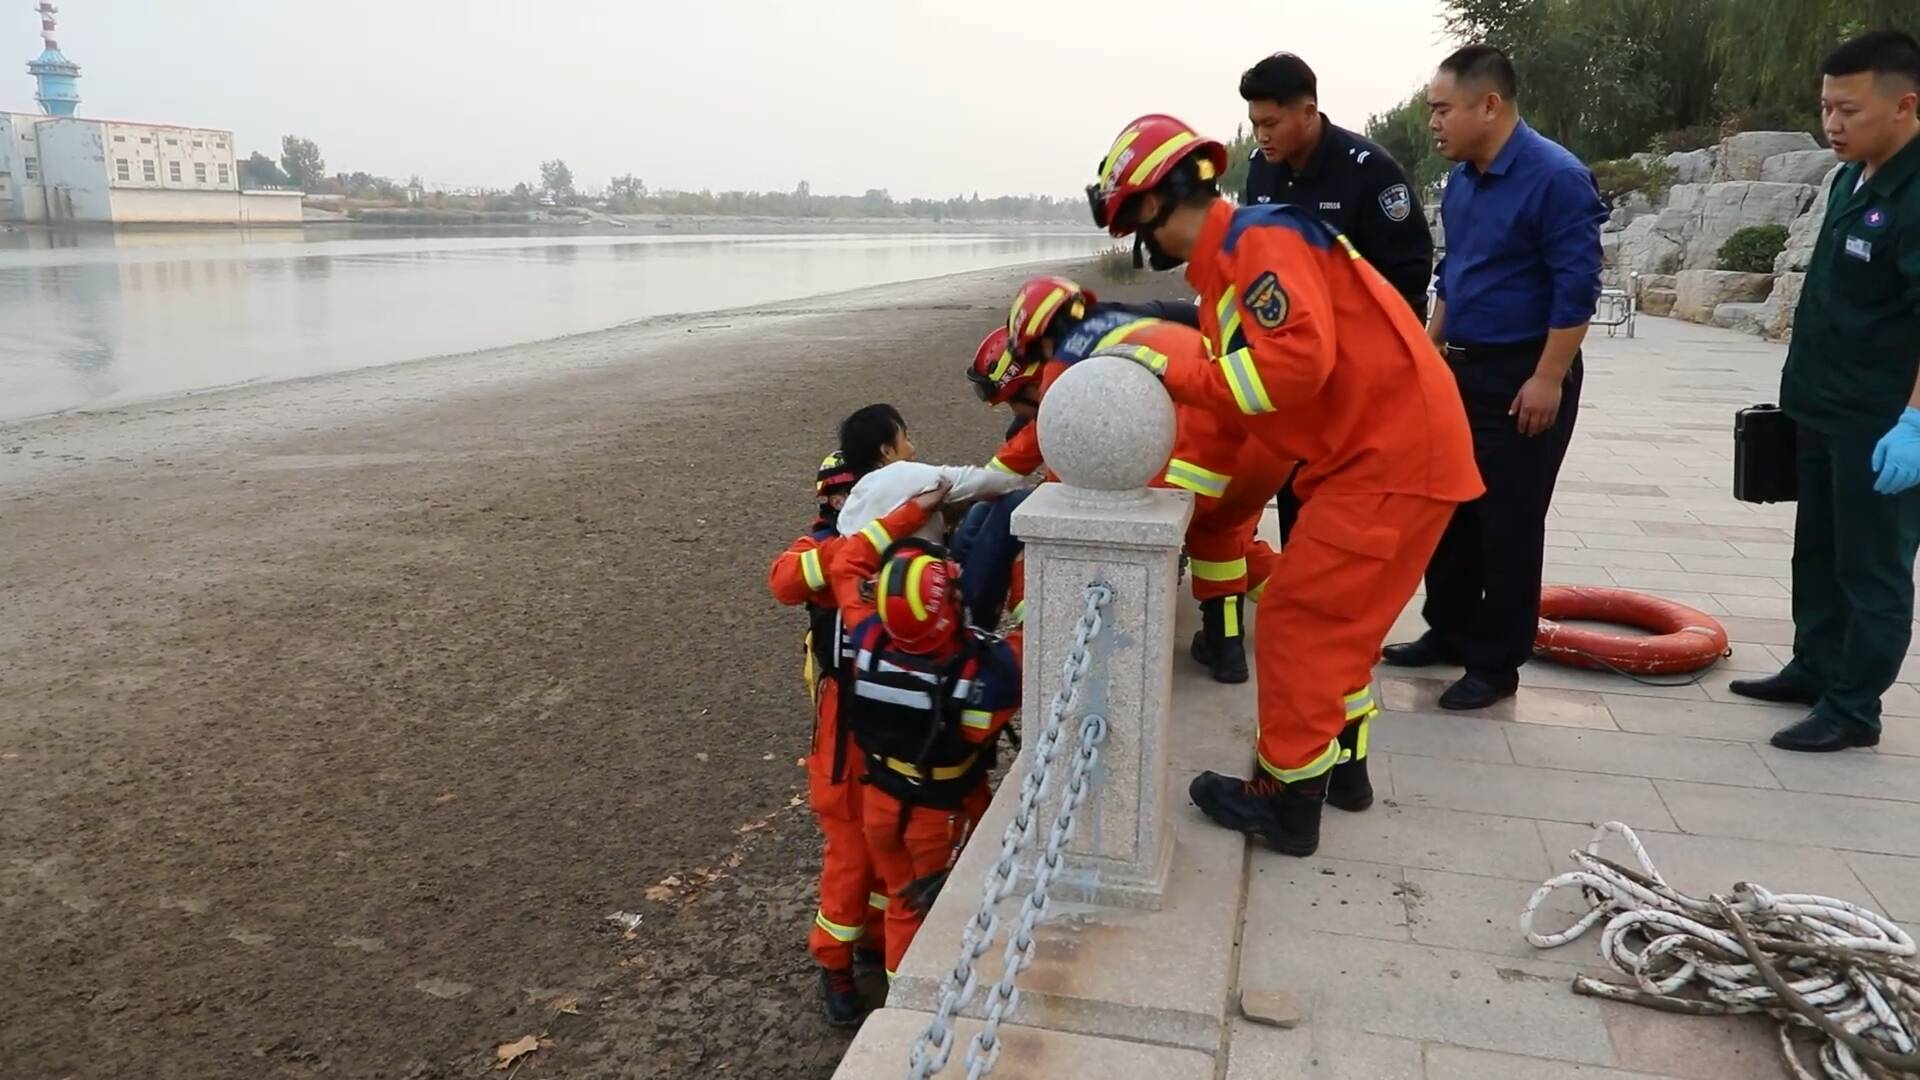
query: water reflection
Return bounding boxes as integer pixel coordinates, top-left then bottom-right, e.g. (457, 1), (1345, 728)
(0, 226), (1108, 420)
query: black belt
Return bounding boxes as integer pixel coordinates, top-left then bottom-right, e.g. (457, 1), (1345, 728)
(1445, 338), (1547, 360)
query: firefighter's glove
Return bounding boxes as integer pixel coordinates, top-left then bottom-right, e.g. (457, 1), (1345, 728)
(901, 869), (951, 915)
(1872, 407), (1920, 495)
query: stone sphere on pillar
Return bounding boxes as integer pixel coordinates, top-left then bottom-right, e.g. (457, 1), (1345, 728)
(1035, 353), (1176, 498)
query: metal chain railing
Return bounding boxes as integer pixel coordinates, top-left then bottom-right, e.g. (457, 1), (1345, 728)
(903, 582), (1113, 1080)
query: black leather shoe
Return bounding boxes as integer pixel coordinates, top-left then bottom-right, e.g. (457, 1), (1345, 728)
(1438, 673), (1517, 711)
(1189, 771), (1327, 856)
(1381, 633), (1460, 668)
(1730, 673), (1821, 707)
(820, 966), (867, 1028)
(1769, 713), (1879, 753)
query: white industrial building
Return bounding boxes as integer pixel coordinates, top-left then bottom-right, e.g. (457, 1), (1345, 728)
(1, 112), (301, 225)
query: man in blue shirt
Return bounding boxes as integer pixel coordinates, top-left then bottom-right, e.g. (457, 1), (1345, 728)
(1381, 44), (1607, 710)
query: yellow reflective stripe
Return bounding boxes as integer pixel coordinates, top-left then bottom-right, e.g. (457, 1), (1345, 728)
(985, 350), (1016, 383)
(1220, 347), (1276, 415)
(1025, 287), (1068, 339)
(869, 891), (889, 911)
(961, 708), (994, 731)
(1010, 599), (1027, 625)
(861, 519), (893, 555)
(1129, 131), (1198, 185)
(1093, 318), (1156, 351)
(987, 456), (1018, 475)
(1163, 458), (1230, 498)
(1105, 343), (1169, 375)
(1100, 128), (1145, 187)
(1344, 686), (1376, 720)
(803, 632), (819, 699)
(799, 548), (826, 591)
(1349, 713), (1373, 761)
(904, 555), (930, 621)
(1188, 556), (1248, 582)
(883, 751), (980, 781)
(1259, 738), (1342, 784)
(1247, 575), (1269, 604)
(1223, 595), (1241, 638)
(1337, 233), (1361, 260)
(815, 910), (864, 943)
(1213, 285), (1242, 352)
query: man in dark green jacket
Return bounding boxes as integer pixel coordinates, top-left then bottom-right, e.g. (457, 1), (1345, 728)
(1733, 29), (1920, 753)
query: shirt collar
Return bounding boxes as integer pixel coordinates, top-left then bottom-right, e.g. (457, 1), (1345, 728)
(1185, 201), (1236, 294)
(1867, 130), (1920, 196)
(1473, 119), (1532, 180)
(1295, 114), (1336, 180)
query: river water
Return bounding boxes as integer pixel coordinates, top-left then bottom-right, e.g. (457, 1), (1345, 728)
(0, 226), (1111, 421)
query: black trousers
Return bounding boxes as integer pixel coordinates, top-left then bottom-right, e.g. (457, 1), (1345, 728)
(1422, 342), (1583, 680)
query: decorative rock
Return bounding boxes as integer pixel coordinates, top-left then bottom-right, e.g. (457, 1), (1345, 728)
(1776, 164), (1843, 273)
(1674, 269), (1775, 323)
(1711, 301), (1768, 336)
(1663, 148), (1719, 185)
(1035, 353), (1176, 499)
(1674, 181), (1815, 269)
(1717, 131), (1821, 181)
(1762, 272), (1806, 340)
(1761, 148), (1838, 187)
(1640, 287), (1678, 318)
(1241, 988), (1307, 1028)
(1616, 216), (1684, 276)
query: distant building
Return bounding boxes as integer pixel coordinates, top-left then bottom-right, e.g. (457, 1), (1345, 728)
(1, 6), (300, 225)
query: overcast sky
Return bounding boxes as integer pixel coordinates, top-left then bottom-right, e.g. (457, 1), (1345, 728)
(9, 0), (1454, 198)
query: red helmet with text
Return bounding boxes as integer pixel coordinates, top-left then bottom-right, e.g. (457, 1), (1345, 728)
(1006, 275), (1095, 358)
(965, 326), (1036, 405)
(1086, 114), (1227, 237)
(875, 542), (963, 654)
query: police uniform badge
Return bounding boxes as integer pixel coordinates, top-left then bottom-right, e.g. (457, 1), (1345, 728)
(1379, 183), (1412, 223)
(1246, 271), (1290, 329)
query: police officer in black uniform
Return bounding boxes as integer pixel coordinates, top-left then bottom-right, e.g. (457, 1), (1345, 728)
(1240, 51), (1435, 538)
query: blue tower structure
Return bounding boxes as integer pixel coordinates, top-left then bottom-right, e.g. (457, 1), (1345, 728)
(27, 1), (79, 117)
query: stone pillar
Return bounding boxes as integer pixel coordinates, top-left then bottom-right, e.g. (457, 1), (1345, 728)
(1012, 355), (1193, 911)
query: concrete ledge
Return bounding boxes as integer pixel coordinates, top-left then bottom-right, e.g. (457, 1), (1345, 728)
(833, 1008), (1216, 1079)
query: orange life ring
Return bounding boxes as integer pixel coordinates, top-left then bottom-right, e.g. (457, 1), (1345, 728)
(1534, 585), (1730, 676)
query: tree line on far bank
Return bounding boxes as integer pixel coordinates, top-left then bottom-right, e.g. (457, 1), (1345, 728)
(1361, 0), (1911, 193)
(237, 136), (1086, 223)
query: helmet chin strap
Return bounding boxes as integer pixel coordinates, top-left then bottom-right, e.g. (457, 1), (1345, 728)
(1130, 195), (1187, 272)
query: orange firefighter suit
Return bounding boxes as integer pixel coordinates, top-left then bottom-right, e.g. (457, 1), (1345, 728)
(1153, 202), (1482, 780)
(767, 498), (933, 971)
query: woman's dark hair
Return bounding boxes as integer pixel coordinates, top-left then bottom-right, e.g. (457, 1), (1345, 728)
(839, 403), (906, 476)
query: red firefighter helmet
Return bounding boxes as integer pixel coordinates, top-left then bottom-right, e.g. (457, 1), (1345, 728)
(1087, 114), (1228, 236)
(966, 326), (1036, 405)
(1007, 276), (1095, 358)
(875, 543), (963, 654)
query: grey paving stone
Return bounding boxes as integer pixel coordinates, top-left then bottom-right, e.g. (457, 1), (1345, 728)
(1235, 928), (1618, 1065)
(1401, 867), (1591, 959)
(1709, 593), (1793, 619)
(1540, 564), (1621, 587)
(1675, 554), (1791, 578)
(1657, 780), (1920, 857)
(1758, 746), (1920, 803)
(1873, 722), (1920, 757)
(1318, 804), (1554, 881)
(1552, 515), (1651, 537)
(1424, 1045), (1665, 1079)
(1602, 1005), (1798, 1080)
(1547, 547), (1683, 571)
(832, 1008), (1215, 1080)
(1392, 755), (1676, 829)
(1638, 520), (1792, 544)
(1520, 662), (1712, 703)
(1535, 821), (1879, 912)
(1718, 642), (1786, 673)
(1505, 726), (1778, 787)
(1602, 568), (1786, 598)
(1371, 710), (1516, 765)
(1713, 615), (1794, 646)
(1223, 1022), (1422, 1080)
(1558, 480), (1672, 498)
(1385, 673), (1626, 728)
(1604, 694), (1795, 742)
(1842, 851), (1920, 923)
(1246, 856), (1409, 943)
(1730, 541), (1796, 560)
(1574, 533), (1738, 558)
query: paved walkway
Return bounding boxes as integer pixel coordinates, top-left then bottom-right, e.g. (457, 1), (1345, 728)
(840, 314), (1919, 1079)
(1236, 314), (1918, 1079)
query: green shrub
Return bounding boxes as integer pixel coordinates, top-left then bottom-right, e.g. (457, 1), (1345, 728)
(1094, 244), (1140, 284)
(1590, 159), (1652, 206)
(1717, 224), (1789, 273)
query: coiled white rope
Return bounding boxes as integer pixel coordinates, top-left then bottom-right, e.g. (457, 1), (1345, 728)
(1523, 821), (1920, 1080)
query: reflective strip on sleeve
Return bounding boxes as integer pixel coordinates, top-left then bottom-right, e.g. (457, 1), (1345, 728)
(1219, 347), (1276, 415)
(1213, 285), (1244, 356)
(869, 892), (889, 911)
(1093, 319), (1157, 350)
(799, 548), (826, 591)
(1258, 737), (1342, 784)
(860, 519), (893, 554)
(1188, 555), (1248, 582)
(1162, 458), (1231, 499)
(1104, 343), (1169, 376)
(814, 910), (864, 943)
(961, 708), (994, 731)
(987, 456), (1019, 475)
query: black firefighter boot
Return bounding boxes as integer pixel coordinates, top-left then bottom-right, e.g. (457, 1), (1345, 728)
(1326, 713), (1375, 813)
(819, 966), (866, 1028)
(1190, 594), (1250, 684)
(1188, 769), (1327, 857)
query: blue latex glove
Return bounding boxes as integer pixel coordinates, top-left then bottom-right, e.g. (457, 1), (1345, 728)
(1871, 407), (1920, 495)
